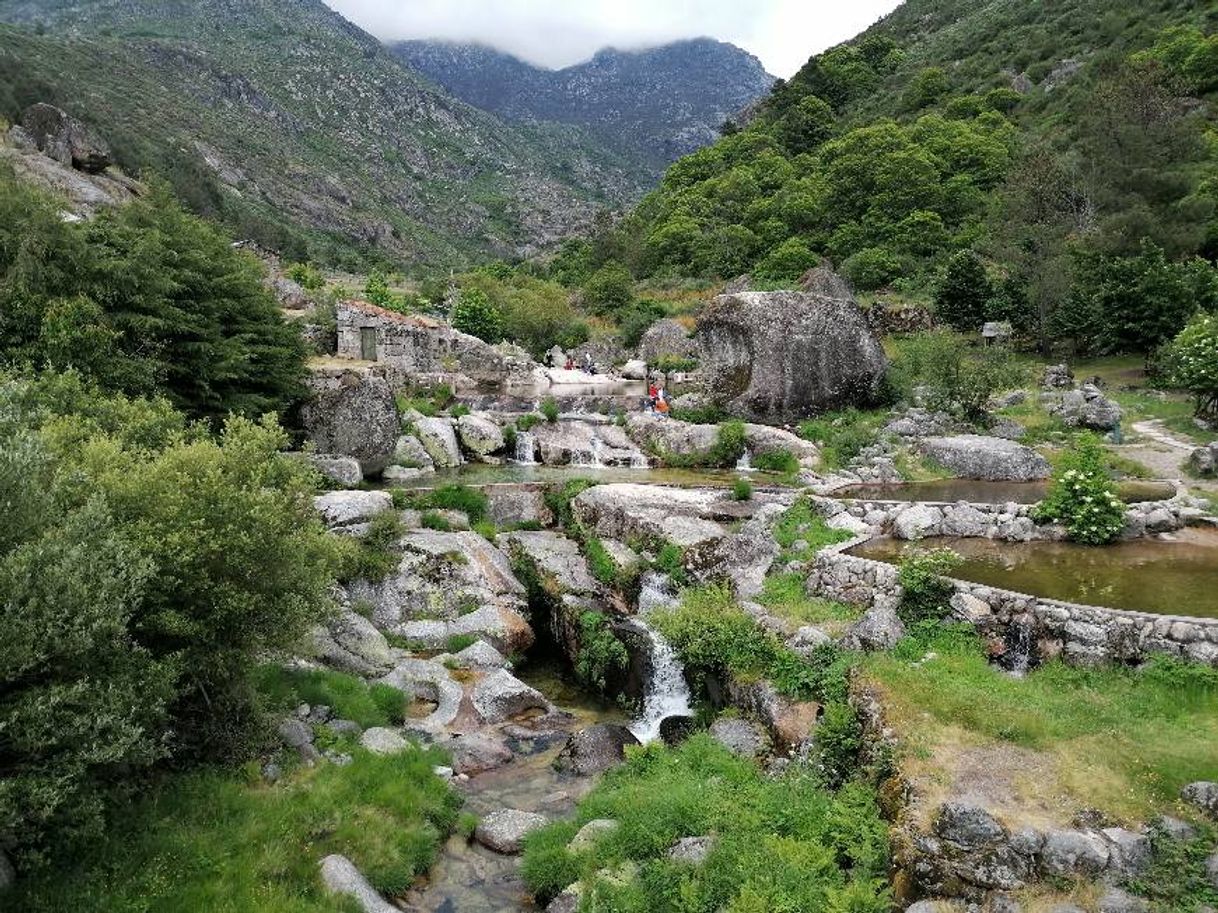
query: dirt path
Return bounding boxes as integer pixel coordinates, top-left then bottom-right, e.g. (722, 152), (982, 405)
(1120, 420), (1217, 493)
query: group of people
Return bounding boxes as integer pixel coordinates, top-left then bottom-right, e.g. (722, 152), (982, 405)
(645, 379), (670, 415)
(563, 352), (598, 375)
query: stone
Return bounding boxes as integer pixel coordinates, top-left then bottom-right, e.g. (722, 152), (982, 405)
(1041, 829), (1109, 876)
(21, 103), (112, 172)
(392, 434), (434, 470)
(456, 413), (505, 457)
(933, 802), (1006, 849)
(1097, 888), (1149, 913)
(572, 483), (728, 549)
(1206, 849), (1218, 889)
(532, 419), (643, 466)
(787, 625), (833, 657)
(313, 606), (394, 677)
(313, 490), (393, 528)
(1043, 364), (1074, 389)
(269, 275), (311, 310)
(554, 724), (640, 776)
(449, 732), (514, 775)
(381, 466), (428, 483)
(1055, 386), (1123, 432)
(413, 417), (462, 468)
(500, 530), (600, 596)
(1101, 827), (1151, 875)
(472, 668), (552, 723)
(302, 454), (363, 487)
(1183, 781), (1218, 818)
(620, 359), (648, 380)
(1154, 815), (1197, 841)
(919, 435), (1050, 482)
(893, 504), (944, 540)
(639, 318), (700, 364)
(301, 371), (400, 475)
(319, 854), (398, 913)
(990, 895), (1022, 913)
(1188, 442), (1218, 477)
(742, 423), (821, 463)
(667, 835), (716, 865)
(841, 602), (906, 651)
(449, 640), (508, 670)
(709, 717), (770, 758)
(625, 413), (719, 460)
(659, 715), (697, 746)
(475, 809), (549, 854)
(278, 718), (313, 750)
(697, 286), (888, 421)
(360, 728), (409, 755)
(569, 819), (620, 851)
(950, 593), (992, 625)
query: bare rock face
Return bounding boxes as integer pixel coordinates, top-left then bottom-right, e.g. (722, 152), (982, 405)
(639, 318), (699, 364)
(697, 288), (888, 421)
(21, 103), (112, 173)
(301, 370), (400, 476)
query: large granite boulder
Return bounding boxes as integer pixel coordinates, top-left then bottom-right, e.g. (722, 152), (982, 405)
(412, 417), (462, 468)
(696, 287), (888, 421)
(21, 103), (112, 173)
(572, 484), (728, 549)
(919, 435), (1050, 481)
(1053, 384), (1123, 432)
(531, 420), (643, 466)
(475, 809), (549, 854)
(625, 413), (718, 460)
(456, 413), (505, 457)
(554, 724), (640, 776)
(301, 370), (400, 476)
(639, 318), (699, 364)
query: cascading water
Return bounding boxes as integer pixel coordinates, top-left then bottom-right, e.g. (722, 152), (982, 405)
(1001, 620), (1035, 677)
(630, 450), (650, 469)
(629, 572), (694, 743)
(736, 450), (755, 472)
(571, 432), (606, 469)
(514, 430), (537, 465)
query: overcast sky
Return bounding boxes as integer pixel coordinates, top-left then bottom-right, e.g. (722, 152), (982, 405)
(325, 0), (903, 78)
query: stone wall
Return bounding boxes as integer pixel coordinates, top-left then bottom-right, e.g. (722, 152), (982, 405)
(808, 535), (1218, 667)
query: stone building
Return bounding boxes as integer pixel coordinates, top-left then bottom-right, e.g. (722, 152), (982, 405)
(336, 299), (512, 390)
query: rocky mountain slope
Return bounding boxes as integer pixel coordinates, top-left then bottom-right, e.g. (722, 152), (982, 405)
(0, 0), (646, 267)
(393, 37), (775, 178)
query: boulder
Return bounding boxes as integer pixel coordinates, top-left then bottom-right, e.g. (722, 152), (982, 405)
(696, 287), (888, 421)
(319, 854), (398, 913)
(1043, 364), (1074, 389)
(934, 802), (1006, 849)
(620, 359), (648, 381)
(1040, 829), (1109, 876)
(625, 413), (719, 460)
(742, 423), (820, 463)
(449, 640), (508, 670)
(1097, 888), (1149, 913)
(554, 724), (640, 776)
(1183, 781), (1218, 818)
(360, 728), (409, 755)
(841, 602), (906, 651)
(658, 715), (697, 746)
(572, 483), (728, 549)
(457, 413), (505, 457)
(919, 435), (1050, 481)
(301, 454), (363, 487)
(709, 717), (770, 758)
(448, 732), (514, 775)
(21, 103), (112, 172)
(1188, 442), (1218, 477)
(569, 819), (620, 851)
(392, 434), (434, 470)
(413, 417), (462, 468)
(474, 808), (549, 854)
(639, 318), (699, 364)
(301, 371), (400, 475)
(378, 658), (463, 733)
(531, 420), (642, 466)
(1101, 827), (1151, 875)
(1054, 384), (1123, 432)
(313, 490), (393, 528)
(472, 669), (553, 723)
(312, 606), (395, 677)
(799, 265), (855, 299)
(500, 531), (600, 596)
(892, 503), (944, 540)
(269, 276), (311, 310)
(667, 835), (716, 865)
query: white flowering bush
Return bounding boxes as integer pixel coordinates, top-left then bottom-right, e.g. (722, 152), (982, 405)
(1164, 312), (1218, 418)
(1033, 435), (1127, 545)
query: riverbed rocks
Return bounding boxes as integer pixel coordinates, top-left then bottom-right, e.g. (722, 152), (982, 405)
(320, 854), (399, 913)
(359, 727), (410, 755)
(532, 419), (644, 466)
(918, 435), (1050, 482)
(378, 658), (463, 733)
(412, 416), (463, 468)
(312, 604), (395, 677)
(302, 454), (364, 487)
(448, 731), (515, 775)
(697, 286), (888, 421)
(709, 717), (770, 758)
(1052, 384), (1123, 432)
(472, 669), (554, 723)
(554, 724), (640, 776)
(302, 369), (400, 476)
(475, 809), (549, 854)
(457, 413), (505, 458)
(573, 483), (730, 548)
(625, 413), (718, 460)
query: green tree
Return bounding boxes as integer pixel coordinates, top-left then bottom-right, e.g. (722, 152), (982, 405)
(1164, 312), (1218, 418)
(777, 95), (836, 154)
(935, 250), (994, 331)
(755, 238), (818, 282)
(582, 261), (634, 315)
(451, 287), (504, 343)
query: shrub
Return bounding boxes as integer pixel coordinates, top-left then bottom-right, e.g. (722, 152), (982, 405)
(544, 478), (596, 531)
(1033, 435), (1127, 545)
(582, 261), (634, 315)
(653, 354), (698, 373)
(935, 250), (994, 332)
(798, 409), (886, 470)
(574, 611), (629, 693)
(896, 547), (962, 624)
(753, 448), (799, 474)
(617, 299), (666, 348)
(420, 511), (453, 532)
(286, 261), (324, 290)
(584, 538), (621, 587)
(451, 287), (504, 343)
(841, 247), (903, 291)
(893, 330), (1024, 423)
(711, 419), (747, 467)
(541, 397), (560, 423)
(1164, 312), (1218, 418)
(338, 510), (404, 580)
(732, 478), (754, 501)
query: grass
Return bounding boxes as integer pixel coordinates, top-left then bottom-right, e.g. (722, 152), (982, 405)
(757, 573), (863, 636)
(798, 409), (890, 471)
(520, 735), (890, 913)
(863, 624), (1218, 826)
(13, 666), (462, 913)
(772, 497), (854, 561)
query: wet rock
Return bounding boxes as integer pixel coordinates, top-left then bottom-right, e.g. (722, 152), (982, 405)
(919, 435), (1050, 482)
(449, 640), (508, 670)
(554, 724), (640, 776)
(302, 370), (400, 476)
(360, 727), (409, 755)
(319, 854), (398, 913)
(532, 419), (643, 466)
(709, 717), (770, 758)
(392, 434), (434, 471)
(658, 715), (697, 746)
(475, 809), (549, 854)
(22, 103), (112, 172)
(456, 413), (505, 457)
(1183, 782), (1218, 818)
(1098, 888), (1149, 913)
(1041, 829), (1109, 876)
(313, 490), (393, 528)
(697, 286), (888, 421)
(569, 819), (620, 851)
(472, 668), (553, 723)
(449, 732), (514, 775)
(413, 417), (462, 468)
(667, 835), (716, 865)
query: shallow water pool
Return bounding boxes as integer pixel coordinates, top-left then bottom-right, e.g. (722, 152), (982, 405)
(839, 479), (1177, 505)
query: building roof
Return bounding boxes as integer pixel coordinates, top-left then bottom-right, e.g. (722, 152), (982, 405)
(342, 299), (442, 328)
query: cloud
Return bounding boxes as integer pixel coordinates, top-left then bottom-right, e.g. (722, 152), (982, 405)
(324, 0), (901, 78)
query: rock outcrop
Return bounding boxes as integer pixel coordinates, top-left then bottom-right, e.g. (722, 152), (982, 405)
(639, 318), (699, 364)
(918, 435), (1050, 481)
(21, 103), (112, 173)
(1052, 384), (1123, 432)
(301, 369), (400, 476)
(696, 286), (888, 421)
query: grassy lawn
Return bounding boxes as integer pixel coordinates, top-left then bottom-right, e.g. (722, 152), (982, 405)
(863, 626), (1218, 827)
(758, 572), (863, 636)
(520, 735), (891, 913)
(12, 669), (463, 913)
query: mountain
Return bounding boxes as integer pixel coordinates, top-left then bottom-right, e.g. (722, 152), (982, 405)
(393, 37), (775, 179)
(0, 0), (648, 268)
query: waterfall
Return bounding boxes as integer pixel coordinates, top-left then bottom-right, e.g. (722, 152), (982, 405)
(1001, 621), (1035, 677)
(571, 432), (606, 469)
(629, 573), (694, 744)
(630, 450), (650, 469)
(736, 450), (755, 472)
(514, 431), (537, 465)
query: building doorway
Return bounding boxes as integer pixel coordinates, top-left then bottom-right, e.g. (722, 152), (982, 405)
(360, 327), (377, 361)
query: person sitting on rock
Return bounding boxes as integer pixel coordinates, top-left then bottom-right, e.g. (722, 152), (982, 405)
(655, 388), (670, 416)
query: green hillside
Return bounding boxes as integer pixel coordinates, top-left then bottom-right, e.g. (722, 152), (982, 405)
(0, 0), (644, 269)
